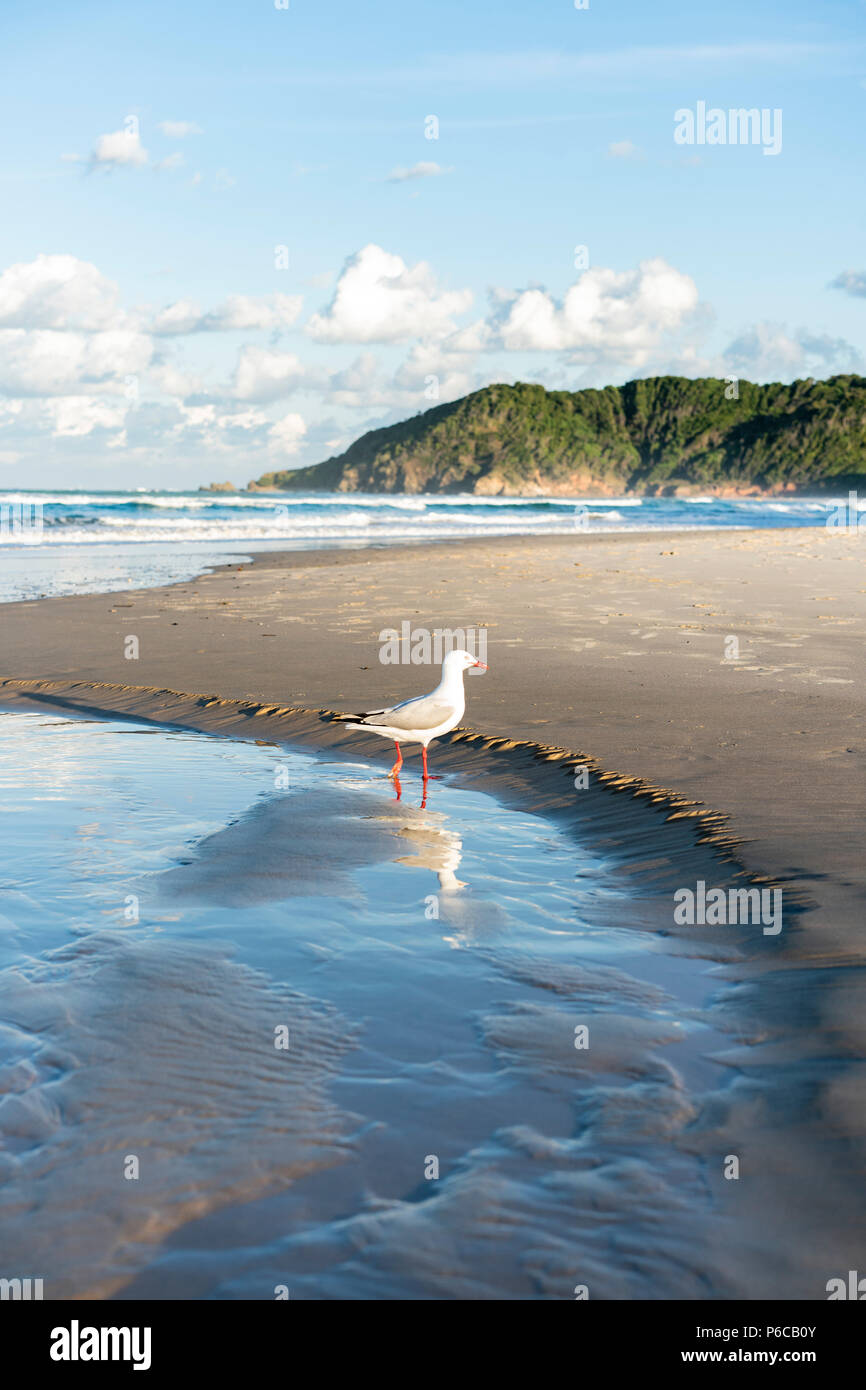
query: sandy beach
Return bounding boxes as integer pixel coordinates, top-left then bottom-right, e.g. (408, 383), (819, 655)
(7, 0), (866, 1327)
(2, 524), (865, 1300)
(2, 525), (864, 935)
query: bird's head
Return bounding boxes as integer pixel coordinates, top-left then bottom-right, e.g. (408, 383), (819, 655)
(443, 648), (488, 673)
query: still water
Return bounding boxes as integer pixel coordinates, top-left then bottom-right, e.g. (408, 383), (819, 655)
(0, 710), (840, 1299)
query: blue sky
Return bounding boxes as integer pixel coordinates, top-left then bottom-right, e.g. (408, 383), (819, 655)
(1, 0), (864, 488)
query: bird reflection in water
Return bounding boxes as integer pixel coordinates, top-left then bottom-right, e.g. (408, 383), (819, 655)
(391, 770), (442, 810)
(391, 788), (467, 893)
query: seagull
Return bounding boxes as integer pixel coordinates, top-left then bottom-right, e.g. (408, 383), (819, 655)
(343, 649), (487, 780)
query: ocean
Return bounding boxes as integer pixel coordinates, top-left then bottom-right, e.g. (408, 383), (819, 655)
(0, 488), (850, 603)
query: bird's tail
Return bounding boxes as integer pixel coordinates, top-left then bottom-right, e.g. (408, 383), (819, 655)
(333, 708), (387, 731)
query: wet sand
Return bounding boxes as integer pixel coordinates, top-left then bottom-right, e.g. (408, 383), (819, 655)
(2, 526), (865, 1298)
(0, 712), (855, 1299)
(1, 526), (863, 941)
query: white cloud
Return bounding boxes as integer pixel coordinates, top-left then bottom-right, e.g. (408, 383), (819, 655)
(374, 42), (851, 89)
(0, 256), (150, 398)
(0, 254), (123, 331)
(394, 346), (475, 403)
(606, 319), (863, 387)
(269, 411), (307, 455)
(446, 320), (490, 353)
(0, 328), (152, 396)
(152, 293), (303, 335)
(155, 152), (185, 172)
(216, 294), (302, 331)
(326, 353), (392, 408)
(387, 161), (453, 182)
(150, 298), (202, 335)
(231, 346), (307, 401)
(4, 242), (860, 476)
(176, 401), (217, 433)
(722, 322), (862, 379)
(830, 270), (866, 298)
(90, 127), (148, 169)
(0, 400), (24, 424)
(147, 362), (203, 398)
(158, 121), (203, 138)
(134, 400), (275, 457)
(216, 408), (270, 434)
(491, 258), (700, 364)
(307, 243), (473, 344)
(45, 396), (128, 437)
(607, 140), (642, 160)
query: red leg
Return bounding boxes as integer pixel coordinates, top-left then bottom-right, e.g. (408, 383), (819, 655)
(421, 746), (429, 780)
(389, 741), (403, 779)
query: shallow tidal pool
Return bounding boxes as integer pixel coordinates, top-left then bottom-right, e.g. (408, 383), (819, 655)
(0, 710), (810, 1300)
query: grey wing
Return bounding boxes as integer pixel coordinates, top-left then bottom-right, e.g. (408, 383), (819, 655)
(362, 695), (458, 732)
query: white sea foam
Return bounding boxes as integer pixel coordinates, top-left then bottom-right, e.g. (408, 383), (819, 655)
(0, 489), (839, 601)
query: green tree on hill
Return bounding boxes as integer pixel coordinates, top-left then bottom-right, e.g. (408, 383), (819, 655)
(248, 375), (866, 495)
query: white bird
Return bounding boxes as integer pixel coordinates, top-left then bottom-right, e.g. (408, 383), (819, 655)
(343, 649), (488, 780)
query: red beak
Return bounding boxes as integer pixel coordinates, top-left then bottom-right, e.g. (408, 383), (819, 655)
(473, 661), (488, 669)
